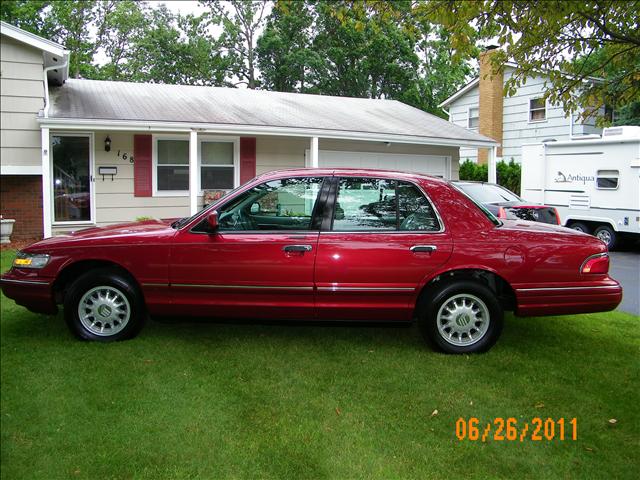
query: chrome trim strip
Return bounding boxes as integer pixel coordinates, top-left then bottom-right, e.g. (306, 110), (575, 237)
(317, 286), (415, 292)
(172, 283), (314, 291)
(580, 252), (608, 273)
(141, 283), (169, 288)
(516, 285), (620, 293)
(0, 278), (50, 286)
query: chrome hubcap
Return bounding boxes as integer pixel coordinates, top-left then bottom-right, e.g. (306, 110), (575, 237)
(78, 286), (130, 336)
(436, 293), (490, 346)
(596, 230), (612, 245)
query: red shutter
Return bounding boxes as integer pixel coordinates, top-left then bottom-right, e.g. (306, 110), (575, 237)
(133, 134), (152, 197)
(240, 137), (256, 184)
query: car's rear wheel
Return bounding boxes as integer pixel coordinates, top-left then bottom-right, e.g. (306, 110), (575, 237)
(64, 268), (145, 341)
(418, 281), (503, 354)
(594, 225), (618, 250)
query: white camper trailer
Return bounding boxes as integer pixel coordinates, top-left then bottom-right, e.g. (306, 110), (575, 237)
(521, 126), (640, 249)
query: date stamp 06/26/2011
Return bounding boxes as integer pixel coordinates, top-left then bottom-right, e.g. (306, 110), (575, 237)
(455, 417), (578, 442)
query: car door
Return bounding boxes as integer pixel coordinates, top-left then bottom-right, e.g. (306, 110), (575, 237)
(315, 176), (453, 321)
(169, 176), (327, 319)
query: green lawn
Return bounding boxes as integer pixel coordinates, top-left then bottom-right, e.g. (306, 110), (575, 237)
(1, 249), (638, 479)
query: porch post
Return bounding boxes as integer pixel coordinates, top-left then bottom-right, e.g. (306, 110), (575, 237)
(189, 130), (198, 215)
(309, 136), (319, 168)
(488, 145), (497, 184)
(41, 127), (52, 238)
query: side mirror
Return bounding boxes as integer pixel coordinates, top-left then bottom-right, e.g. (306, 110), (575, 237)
(207, 211), (219, 230)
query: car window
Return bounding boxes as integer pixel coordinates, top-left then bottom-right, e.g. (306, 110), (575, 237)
(332, 178), (440, 232)
(398, 182), (441, 231)
(216, 177), (324, 231)
(332, 178), (397, 231)
(455, 183), (521, 203)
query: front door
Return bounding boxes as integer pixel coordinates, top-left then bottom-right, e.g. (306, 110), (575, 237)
(315, 176), (453, 321)
(169, 176), (327, 319)
(51, 134), (94, 224)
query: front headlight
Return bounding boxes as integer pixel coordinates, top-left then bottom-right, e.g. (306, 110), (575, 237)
(13, 252), (51, 269)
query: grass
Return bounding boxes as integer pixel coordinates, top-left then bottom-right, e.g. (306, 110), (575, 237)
(1, 249), (639, 480)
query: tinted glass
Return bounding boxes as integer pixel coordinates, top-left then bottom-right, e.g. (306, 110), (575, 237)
(333, 178), (397, 231)
(201, 167), (234, 189)
(398, 182), (440, 231)
(455, 183), (520, 203)
(217, 177), (323, 231)
(596, 170), (619, 189)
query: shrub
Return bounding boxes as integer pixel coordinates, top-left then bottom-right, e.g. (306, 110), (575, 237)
(458, 159), (521, 196)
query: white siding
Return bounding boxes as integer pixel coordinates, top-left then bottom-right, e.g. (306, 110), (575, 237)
(0, 35), (44, 171)
(445, 69), (603, 165)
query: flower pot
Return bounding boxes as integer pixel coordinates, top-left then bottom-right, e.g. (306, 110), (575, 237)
(1, 219), (16, 244)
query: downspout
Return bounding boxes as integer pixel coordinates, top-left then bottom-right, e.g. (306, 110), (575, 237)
(569, 109), (574, 138)
(42, 58), (68, 118)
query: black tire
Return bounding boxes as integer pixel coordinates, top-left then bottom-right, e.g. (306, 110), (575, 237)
(418, 281), (503, 354)
(64, 268), (146, 341)
(594, 225), (618, 250)
(569, 222), (590, 234)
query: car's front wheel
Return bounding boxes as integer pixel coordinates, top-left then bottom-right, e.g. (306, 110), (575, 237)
(418, 281), (503, 354)
(64, 268), (145, 341)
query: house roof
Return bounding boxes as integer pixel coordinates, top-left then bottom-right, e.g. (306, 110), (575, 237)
(0, 21), (68, 84)
(45, 79), (498, 148)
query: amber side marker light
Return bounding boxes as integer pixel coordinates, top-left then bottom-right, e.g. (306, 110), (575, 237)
(581, 253), (609, 274)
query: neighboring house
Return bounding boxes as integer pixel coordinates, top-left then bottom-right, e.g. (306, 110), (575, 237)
(0, 22), (495, 240)
(439, 48), (603, 165)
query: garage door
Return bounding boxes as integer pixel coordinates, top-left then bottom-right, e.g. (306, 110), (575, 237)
(314, 150), (450, 179)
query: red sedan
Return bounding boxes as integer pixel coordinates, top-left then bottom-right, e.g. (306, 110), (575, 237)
(0, 169), (622, 353)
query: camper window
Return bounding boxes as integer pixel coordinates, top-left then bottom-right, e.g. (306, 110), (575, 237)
(529, 97), (547, 122)
(596, 170), (619, 190)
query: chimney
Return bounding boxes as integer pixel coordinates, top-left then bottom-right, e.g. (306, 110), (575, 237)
(477, 46), (503, 164)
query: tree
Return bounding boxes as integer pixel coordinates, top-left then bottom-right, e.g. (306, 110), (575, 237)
(256, 0), (320, 93)
(200, 0), (268, 89)
(408, 0), (640, 125)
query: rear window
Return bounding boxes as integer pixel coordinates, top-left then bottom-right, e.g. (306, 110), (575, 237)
(451, 183), (501, 226)
(455, 183), (521, 203)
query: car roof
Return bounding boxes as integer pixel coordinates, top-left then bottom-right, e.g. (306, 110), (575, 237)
(255, 167), (449, 185)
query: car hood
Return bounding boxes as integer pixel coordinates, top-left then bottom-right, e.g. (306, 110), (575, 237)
(24, 219), (177, 251)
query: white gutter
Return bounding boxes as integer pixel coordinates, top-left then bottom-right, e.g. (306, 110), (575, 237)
(37, 117), (499, 149)
(42, 58), (68, 118)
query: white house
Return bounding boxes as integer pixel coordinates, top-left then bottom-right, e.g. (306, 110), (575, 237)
(0, 21), (496, 240)
(439, 47), (603, 165)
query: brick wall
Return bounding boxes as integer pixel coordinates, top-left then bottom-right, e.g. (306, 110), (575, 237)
(478, 48), (504, 164)
(0, 175), (43, 240)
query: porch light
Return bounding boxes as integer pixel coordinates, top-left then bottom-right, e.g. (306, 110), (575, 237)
(104, 136), (111, 152)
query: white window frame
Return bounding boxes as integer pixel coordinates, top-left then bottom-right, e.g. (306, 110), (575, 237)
(467, 106), (479, 130)
(528, 97), (547, 123)
(596, 169), (620, 190)
(152, 134), (190, 197)
(50, 131), (96, 226)
(197, 135), (240, 194)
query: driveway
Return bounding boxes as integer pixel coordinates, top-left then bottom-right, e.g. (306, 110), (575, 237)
(609, 251), (639, 316)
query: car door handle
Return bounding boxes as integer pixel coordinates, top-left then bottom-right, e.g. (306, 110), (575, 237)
(283, 244), (313, 252)
(410, 245), (437, 253)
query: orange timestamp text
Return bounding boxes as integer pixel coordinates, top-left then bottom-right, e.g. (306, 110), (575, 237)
(455, 417), (577, 442)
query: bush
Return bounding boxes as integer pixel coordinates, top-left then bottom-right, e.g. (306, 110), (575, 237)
(458, 159), (521, 196)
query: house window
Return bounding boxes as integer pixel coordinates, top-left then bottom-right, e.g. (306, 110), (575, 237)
(157, 139), (189, 191)
(468, 107), (479, 129)
(596, 170), (619, 190)
(529, 97), (546, 122)
(200, 141), (234, 190)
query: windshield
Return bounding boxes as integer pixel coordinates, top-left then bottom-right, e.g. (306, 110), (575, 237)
(171, 183), (248, 229)
(455, 183), (521, 204)
(450, 183), (502, 226)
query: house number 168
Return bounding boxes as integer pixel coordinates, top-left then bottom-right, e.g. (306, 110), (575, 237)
(117, 150), (134, 163)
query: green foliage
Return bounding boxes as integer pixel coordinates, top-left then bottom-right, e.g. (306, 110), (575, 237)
(459, 159), (521, 195)
(411, 0), (640, 126)
(613, 101), (640, 126)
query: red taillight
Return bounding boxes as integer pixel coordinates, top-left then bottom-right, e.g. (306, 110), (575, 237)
(497, 207), (507, 218)
(553, 208), (561, 225)
(581, 254), (609, 274)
